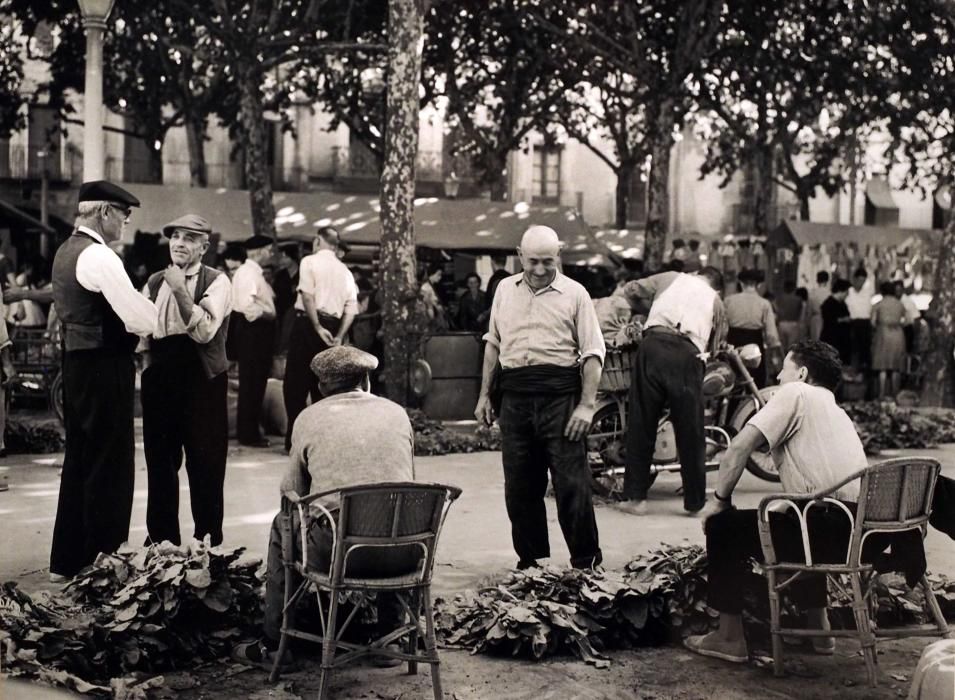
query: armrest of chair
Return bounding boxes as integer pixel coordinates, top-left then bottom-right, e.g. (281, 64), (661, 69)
(756, 467), (865, 567)
(281, 489), (339, 575)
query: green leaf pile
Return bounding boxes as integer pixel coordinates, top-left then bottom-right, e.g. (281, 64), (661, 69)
(843, 402), (955, 455)
(435, 544), (717, 668)
(408, 409), (502, 456)
(5, 417), (64, 454)
(0, 540), (263, 695)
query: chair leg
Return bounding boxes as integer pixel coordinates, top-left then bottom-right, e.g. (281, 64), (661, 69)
(318, 590), (340, 700)
(422, 585), (443, 700)
(850, 572), (878, 688)
(269, 564), (297, 684)
(767, 570), (785, 678)
(407, 589), (421, 676)
(920, 575), (951, 637)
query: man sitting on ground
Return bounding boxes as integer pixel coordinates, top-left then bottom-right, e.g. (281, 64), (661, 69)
(685, 340), (866, 662)
(233, 345), (415, 669)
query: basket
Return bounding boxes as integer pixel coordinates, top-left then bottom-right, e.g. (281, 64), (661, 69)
(598, 347), (636, 393)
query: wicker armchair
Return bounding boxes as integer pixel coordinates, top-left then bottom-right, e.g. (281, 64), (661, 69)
(270, 482), (462, 699)
(757, 457), (950, 687)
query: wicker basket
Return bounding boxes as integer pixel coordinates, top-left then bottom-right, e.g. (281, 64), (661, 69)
(598, 347), (636, 393)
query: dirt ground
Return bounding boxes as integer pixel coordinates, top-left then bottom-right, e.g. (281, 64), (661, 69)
(1, 428), (954, 699)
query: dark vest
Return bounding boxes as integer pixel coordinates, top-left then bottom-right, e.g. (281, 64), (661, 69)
(145, 265), (230, 380)
(52, 230), (138, 354)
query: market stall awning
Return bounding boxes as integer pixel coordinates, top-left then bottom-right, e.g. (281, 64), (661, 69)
(123, 184), (595, 260)
(770, 220), (939, 249)
(0, 198), (55, 234)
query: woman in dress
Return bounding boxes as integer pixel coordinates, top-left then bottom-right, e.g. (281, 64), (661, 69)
(870, 281), (907, 400)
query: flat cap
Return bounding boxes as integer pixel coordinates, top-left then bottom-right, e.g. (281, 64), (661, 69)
(310, 346), (378, 385)
(78, 180), (141, 207)
(244, 234), (273, 250)
(162, 214), (211, 238)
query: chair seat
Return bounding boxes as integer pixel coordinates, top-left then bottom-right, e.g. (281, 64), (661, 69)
(297, 564), (425, 589)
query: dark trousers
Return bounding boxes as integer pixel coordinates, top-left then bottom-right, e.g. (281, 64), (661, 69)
(235, 316), (275, 443)
(705, 504), (856, 614)
(282, 313), (341, 451)
(624, 331), (706, 510)
(499, 391), (602, 568)
(141, 338), (228, 546)
(50, 350), (136, 577)
(263, 510), (416, 643)
(727, 327), (766, 388)
(850, 319), (872, 370)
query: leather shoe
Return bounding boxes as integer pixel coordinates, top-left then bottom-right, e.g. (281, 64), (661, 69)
(239, 438), (271, 448)
(516, 559), (539, 570)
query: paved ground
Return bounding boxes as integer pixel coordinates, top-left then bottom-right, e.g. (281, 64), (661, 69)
(1, 424), (954, 698)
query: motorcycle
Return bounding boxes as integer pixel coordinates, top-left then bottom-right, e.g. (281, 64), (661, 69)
(586, 341), (781, 499)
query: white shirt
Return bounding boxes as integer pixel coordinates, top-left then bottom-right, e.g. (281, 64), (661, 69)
(295, 249), (358, 318)
(145, 262), (232, 344)
(644, 273), (718, 353)
(846, 283), (874, 320)
(900, 294), (920, 325)
(75, 226), (158, 337)
(231, 259), (275, 322)
(747, 381), (864, 502)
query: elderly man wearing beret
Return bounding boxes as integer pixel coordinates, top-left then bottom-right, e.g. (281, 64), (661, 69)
(232, 345), (416, 670)
(49, 180), (159, 580)
(139, 214), (233, 547)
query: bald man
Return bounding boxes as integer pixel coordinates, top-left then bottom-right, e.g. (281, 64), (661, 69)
(475, 226), (606, 570)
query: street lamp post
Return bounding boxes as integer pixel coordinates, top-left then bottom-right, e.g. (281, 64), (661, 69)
(78, 0), (115, 182)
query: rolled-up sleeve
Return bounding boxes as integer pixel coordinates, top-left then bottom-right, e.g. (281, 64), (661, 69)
(575, 289), (606, 365)
(482, 290), (502, 349)
(76, 245), (158, 336)
(186, 273), (233, 344)
(342, 272), (359, 316)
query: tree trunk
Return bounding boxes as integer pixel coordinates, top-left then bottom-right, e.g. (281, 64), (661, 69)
(798, 191), (811, 221)
(921, 210), (955, 407)
(486, 152), (509, 202)
(185, 115), (208, 187)
(237, 66), (276, 239)
(379, 0), (426, 406)
(753, 145), (775, 237)
(614, 161), (636, 230)
(645, 100), (674, 272)
(147, 144), (163, 184)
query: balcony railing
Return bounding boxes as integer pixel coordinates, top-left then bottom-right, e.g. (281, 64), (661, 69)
(331, 146), (476, 183)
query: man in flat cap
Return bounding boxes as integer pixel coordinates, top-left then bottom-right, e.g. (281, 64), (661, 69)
(232, 345), (415, 670)
(49, 180), (159, 580)
(139, 214), (232, 546)
(475, 225), (605, 571)
(230, 234), (277, 447)
(282, 226), (358, 453)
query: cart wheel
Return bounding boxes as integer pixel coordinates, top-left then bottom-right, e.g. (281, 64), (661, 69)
(729, 386), (781, 482)
(50, 371), (64, 426)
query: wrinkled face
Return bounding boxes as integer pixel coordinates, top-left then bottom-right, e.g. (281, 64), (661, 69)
(466, 276), (481, 293)
(517, 241), (560, 289)
(168, 229), (209, 267)
(776, 352), (808, 385)
(101, 203), (130, 242)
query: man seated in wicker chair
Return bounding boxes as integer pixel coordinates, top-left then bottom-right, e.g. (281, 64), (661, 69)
(233, 345), (416, 670)
(686, 340), (867, 663)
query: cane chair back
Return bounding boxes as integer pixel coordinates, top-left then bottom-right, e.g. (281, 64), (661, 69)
(271, 481), (462, 700)
(757, 457), (948, 688)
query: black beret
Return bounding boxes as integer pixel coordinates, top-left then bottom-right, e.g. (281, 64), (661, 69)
(78, 180), (141, 207)
(310, 346), (378, 385)
(244, 234), (273, 250)
(162, 214), (211, 238)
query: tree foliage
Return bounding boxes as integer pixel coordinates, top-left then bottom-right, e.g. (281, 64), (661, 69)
(694, 0), (893, 232)
(0, 19), (26, 138)
(425, 0), (575, 201)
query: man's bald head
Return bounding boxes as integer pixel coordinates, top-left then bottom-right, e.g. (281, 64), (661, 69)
(519, 225), (562, 257)
(517, 225), (562, 289)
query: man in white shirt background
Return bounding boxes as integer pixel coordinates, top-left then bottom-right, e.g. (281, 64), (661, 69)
(140, 214), (233, 547)
(49, 180), (159, 580)
(281, 226), (357, 453)
(846, 268), (874, 374)
(228, 235), (276, 448)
